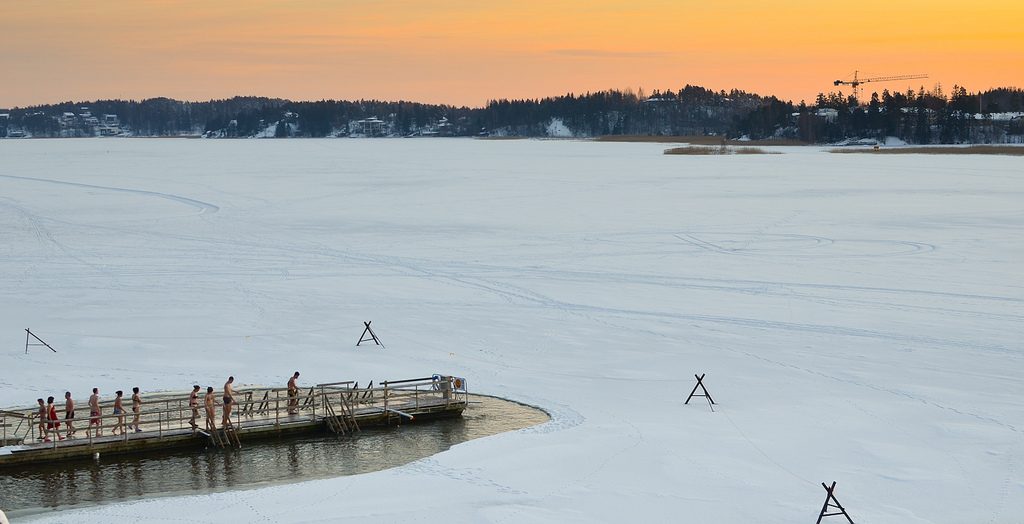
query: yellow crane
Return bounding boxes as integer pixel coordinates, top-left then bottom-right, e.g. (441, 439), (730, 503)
(834, 71), (929, 102)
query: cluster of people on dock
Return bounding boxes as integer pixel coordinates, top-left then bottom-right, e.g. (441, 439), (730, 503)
(191, 372), (301, 433)
(36, 387), (142, 442)
(193, 376), (238, 433)
(34, 372), (303, 442)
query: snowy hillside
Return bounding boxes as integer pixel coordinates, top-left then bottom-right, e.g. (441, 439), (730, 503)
(0, 139), (1021, 523)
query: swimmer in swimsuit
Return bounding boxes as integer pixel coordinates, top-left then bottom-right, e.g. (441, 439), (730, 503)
(88, 388), (102, 437)
(222, 376), (235, 428)
(130, 387), (142, 433)
(64, 391), (76, 438)
(287, 371), (300, 414)
(112, 391), (127, 436)
(46, 397), (63, 441)
(188, 385), (201, 430)
(37, 398), (47, 441)
(204, 386), (217, 431)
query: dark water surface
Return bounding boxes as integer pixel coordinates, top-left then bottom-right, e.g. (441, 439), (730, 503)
(1, 395), (548, 517)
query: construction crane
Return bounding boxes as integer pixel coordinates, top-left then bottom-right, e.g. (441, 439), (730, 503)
(833, 71), (929, 102)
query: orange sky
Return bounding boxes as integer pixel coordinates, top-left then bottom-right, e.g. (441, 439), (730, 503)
(1, 0), (1021, 108)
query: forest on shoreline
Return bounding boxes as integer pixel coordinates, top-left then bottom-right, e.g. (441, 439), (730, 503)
(2, 85), (1021, 144)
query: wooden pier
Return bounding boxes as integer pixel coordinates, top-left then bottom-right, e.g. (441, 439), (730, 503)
(0, 375), (467, 467)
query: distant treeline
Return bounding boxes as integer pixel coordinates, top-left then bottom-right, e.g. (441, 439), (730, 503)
(1, 85), (1022, 144)
(789, 86), (1024, 144)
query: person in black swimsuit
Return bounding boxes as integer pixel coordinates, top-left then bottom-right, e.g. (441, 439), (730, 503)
(222, 376), (235, 428)
(64, 391), (76, 438)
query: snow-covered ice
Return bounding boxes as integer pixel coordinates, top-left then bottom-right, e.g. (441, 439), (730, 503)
(0, 139), (1022, 523)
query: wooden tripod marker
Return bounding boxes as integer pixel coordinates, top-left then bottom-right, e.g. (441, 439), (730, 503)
(24, 329), (57, 354)
(816, 481), (855, 524)
(356, 321), (384, 348)
(684, 373), (715, 412)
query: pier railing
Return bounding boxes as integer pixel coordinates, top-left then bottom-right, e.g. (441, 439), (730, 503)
(0, 375), (467, 448)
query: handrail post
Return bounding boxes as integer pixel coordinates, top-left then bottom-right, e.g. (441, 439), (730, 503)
(275, 390), (280, 428)
(158, 413), (163, 438)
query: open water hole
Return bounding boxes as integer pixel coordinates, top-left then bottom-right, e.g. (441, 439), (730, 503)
(0, 395), (548, 517)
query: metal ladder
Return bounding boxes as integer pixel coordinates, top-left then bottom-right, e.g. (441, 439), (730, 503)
(203, 418), (226, 448)
(322, 389), (360, 436)
(222, 424), (241, 448)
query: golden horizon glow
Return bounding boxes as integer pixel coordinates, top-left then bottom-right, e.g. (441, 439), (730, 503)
(1, 0), (1022, 108)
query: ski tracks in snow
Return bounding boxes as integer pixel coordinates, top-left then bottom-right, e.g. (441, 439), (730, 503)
(0, 174), (219, 215)
(674, 231), (936, 258)
(721, 410), (817, 488)
(718, 340), (1021, 434)
(401, 256), (1022, 345)
(0, 172), (220, 290)
(988, 440), (1021, 524)
(405, 458), (527, 496)
(0, 197), (119, 280)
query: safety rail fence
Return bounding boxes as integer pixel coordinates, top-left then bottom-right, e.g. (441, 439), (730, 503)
(0, 375), (467, 450)
(317, 375), (468, 416)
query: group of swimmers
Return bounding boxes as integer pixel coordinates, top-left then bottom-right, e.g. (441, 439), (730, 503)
(186, 372), (301, 433)
(36, 387), (141, 442)
(187, 375), (239, 433)
(34, 372), (302, 442)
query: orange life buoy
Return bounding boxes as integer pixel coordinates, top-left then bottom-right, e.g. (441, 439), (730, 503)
(453, 378), (463, 389)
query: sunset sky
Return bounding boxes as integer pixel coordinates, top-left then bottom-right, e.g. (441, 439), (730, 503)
(2, 0), (1021, 108)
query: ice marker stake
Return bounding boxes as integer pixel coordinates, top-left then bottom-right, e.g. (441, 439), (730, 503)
(25, 328), (58, 354)
(684, 373), (715, 412)
(816, 481), (854, 524)
(356, 321), (384, 348)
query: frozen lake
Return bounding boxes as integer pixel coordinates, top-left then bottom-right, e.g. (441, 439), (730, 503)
(1, 139), (1022, 523)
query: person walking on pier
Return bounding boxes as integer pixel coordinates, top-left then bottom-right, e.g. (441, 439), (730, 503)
(204, 386), (217, 431)
(37, 398), (47, 441)
(287, 371), (300, 415)
(46, 396), (62, 442)
(222, 376), (236, 428)
(88, 388), (102, 437)
(112, 390), (127, 436)
(130, 387), (143, 433)
(189, 385), (201, 430)
(64, 391), (76, 439)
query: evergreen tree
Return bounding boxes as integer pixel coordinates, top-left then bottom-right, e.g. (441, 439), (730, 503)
(914, 90), (930, 144)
